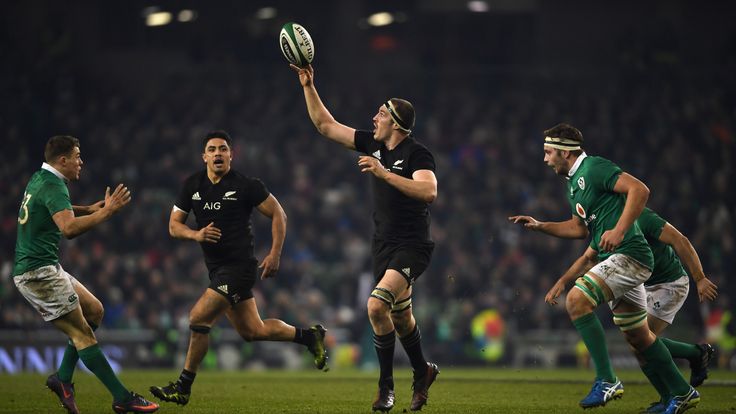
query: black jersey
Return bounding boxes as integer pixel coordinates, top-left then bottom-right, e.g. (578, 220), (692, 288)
(174, 169), (269, 270)
(354, 130), (436, 243)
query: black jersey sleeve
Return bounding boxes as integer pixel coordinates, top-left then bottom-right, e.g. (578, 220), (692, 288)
(245, 178), (270, 207)
(174, 175), (195, 213)
(408, 146), (436, 173)
(354, 130), (378, 154)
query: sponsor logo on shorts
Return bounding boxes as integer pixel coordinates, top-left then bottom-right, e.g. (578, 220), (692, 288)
(402, 267), (411, 276)
(68, 294), (78, 303)
(372, 150), (381, 159)
(218, 284), (229, 294)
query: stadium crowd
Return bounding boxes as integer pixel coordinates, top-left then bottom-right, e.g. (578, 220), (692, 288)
(1, 3), (733, 369)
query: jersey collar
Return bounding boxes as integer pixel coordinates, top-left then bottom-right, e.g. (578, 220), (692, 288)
(567, 152), (587, 178)
(42, 162), (68, 182)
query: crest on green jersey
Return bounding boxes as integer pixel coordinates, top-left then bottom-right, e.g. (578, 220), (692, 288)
(577, 176), (585, 190)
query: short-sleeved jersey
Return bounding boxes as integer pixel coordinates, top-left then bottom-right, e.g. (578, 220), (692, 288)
(566, 155), (654, 269)
(13, 168), (73, 276)
(636, 207), (687, 286)
(354, 130), (436, 243)
(174, 170), (269, 270)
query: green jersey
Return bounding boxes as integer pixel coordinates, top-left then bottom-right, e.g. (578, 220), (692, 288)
(637, 207), (687, 286)
(566, 154), (654, 269)
(13, 165), (72, 275)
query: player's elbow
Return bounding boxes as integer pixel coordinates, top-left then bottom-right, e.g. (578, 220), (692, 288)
(424, 189), (437, 204)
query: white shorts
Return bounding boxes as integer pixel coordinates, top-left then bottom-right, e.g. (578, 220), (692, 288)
(587, 253), (652, 311)
(14, 264), (79, 321)
(646, 275), (689, 324)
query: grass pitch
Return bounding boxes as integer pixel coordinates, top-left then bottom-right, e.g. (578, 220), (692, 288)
(0, 368), (734, 413)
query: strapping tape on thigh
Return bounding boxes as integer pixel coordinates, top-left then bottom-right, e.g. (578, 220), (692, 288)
(573, 274), (606, 306)
(613, 310), (648, 331)
(391, 297), (412, 313)
(370, 287), (395, 307)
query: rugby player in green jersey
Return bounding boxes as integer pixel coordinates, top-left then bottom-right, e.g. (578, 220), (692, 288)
(13, 135), (158, 414)
(545, 207), (718, 413)
(510, 124), (700, 414)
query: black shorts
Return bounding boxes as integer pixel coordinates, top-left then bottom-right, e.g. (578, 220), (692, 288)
(372, 239), (434, 286)
(208, 263), (257, 305)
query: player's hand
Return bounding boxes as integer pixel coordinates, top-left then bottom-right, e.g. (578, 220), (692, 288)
(88, 199), (105, 214)
(195, 222), (221, 243)
(290, 63), (313, 87)
(545, 280), (566, 305)
(102, 184), (131, 214)
(508, 215), (542, 230)
(259, 253), (280, 279)
(358, 156), (389, 179)
(599, 228), (624, 252)
(696, 277), (718, 302)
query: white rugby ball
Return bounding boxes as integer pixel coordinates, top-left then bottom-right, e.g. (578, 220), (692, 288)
(279, 22), (314, 67)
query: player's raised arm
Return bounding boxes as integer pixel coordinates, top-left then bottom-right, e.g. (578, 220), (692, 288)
(53, 184), (131, 239)
(508, 215), (589, 239)
(168, 208), (221, 243)
(291, 64), (356, 149)
(255, 194), (287, 279)
(600, 172), (649, 251)
(658, 222), (718, 302)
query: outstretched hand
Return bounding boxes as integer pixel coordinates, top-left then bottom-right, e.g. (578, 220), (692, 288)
(102, 184), (131, 214)
(508, 215), (542, 230)
(290, 64), (314, 87)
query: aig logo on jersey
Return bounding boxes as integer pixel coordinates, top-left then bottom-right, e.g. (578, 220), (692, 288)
(576, 203), (587, 219)
(204, 202), (221, 210)
(577, 176), (585, 190)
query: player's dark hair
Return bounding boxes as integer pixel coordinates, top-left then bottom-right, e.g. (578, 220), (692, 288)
(44, 135), (80, 163)
(544, 123), (583, 155)
(389, 98), (416, 131)
(202, 130), (233, 149)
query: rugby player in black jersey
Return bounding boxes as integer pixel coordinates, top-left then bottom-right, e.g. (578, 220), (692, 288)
(150, 130), (328, 406)
(292, 64), (439, 412)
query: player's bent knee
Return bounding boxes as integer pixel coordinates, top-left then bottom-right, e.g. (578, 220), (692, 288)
(190, 324), (211, 335)
(367, 298), (391, 322)
(613, 310), (649, 350)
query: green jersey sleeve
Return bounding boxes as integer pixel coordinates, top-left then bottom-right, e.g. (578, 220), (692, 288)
(42, 182), (73, 216)
(636, 207), (666, 240)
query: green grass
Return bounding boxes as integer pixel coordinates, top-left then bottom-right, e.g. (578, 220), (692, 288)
(1, 368), (734, 413)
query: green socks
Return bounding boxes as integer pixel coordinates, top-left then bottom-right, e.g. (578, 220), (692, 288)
(641, 361), (669, 402)
(78, 344), (129, 402)
(58, 322), (98, 383)
(572, 312), (616, 383)
(661, 338), (701, 361)
(57, 341), (79, 383)
(641, 338), (691, 397)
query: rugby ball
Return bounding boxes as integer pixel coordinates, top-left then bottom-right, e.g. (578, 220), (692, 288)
(279, 22), (314, 67)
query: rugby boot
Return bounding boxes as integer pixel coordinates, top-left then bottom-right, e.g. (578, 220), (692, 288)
(372, 387), (395, 412)
(663, 387), (700, 414)
(579, 378), (623, 408)
(149, 381), (190, 405)
(112, 392), (159, 413)
(46, 372), (80, 414)
(307, 324), (329, 370)
(410, 362), (440, 411)
(689, 343), (714, 387)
